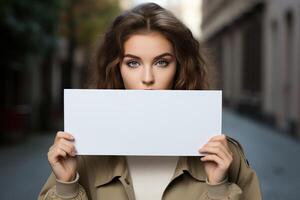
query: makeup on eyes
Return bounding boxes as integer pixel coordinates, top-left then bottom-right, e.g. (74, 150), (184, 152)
(126, 60), (140, 68)
(154, 59), (170, 67)
(123, 53), (174, 68)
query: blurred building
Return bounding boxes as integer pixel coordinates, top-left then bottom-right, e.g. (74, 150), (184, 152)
(201, 0), (300, 138)
(0, 0), (120, 141)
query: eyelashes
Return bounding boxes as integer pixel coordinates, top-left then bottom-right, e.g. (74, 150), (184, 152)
(125, 59), (170, 68)
(126, 60), (140, 68)
(156, 60), (169, 67)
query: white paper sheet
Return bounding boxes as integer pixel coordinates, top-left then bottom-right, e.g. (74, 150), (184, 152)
(64, 89), (222, 156)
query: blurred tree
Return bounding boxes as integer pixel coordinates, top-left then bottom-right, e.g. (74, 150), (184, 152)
(0, 0), (121, 136)
(0, 0), (62, 72)
(59, 0), (120, 88)
(0, 0), (62, 137)
(60, 0), (120, 47)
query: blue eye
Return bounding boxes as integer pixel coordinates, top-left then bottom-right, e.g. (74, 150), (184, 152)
(155, 59), (169, 67)
(126, 60), (140, 68)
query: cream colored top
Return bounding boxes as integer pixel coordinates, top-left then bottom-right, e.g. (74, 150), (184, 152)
(126, 156), (179, 200)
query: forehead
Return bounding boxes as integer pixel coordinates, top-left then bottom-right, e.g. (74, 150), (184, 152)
(123, 31), (174, 56)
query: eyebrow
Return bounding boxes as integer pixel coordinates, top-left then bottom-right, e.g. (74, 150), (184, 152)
(123, 53), (174, 60)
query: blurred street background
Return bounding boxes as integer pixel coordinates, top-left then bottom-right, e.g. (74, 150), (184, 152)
(1, 0), (300, 199)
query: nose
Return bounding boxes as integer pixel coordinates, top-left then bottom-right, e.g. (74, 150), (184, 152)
(142, 66), (155, 86)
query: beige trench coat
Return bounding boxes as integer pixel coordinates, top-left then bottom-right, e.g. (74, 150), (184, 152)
(38, 137), (262, 200)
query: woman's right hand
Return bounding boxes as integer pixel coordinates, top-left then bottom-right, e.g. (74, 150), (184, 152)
(48, 131), (78, 182)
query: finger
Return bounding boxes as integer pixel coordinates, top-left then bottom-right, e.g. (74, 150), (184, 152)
(209, 134), (228, 147)
(200, 141), (232, 159)
(58, 142), (76, 157)
(48, 147), (68, 165)
(58, 139), (76, 151)
(200, 145), (229, 160)
(48, 144), (58, 158)
(49, 145), (54, 152)
(201, 154), (231, 170)
(201, 154), (224, 166)
(55, 131), (75, 143)
(49, 138), (75, 156)
(200, 144), (233, 168)
(199, 146), (229, 162)
(209, 134), (226, 142)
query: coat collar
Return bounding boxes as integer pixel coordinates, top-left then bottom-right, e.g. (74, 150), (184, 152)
(171, 156), (207, 182)
(93, 156), (206, 187)
(94, 156), (129, 187)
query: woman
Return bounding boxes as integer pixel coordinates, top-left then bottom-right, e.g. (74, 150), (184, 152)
(39, 3), (261, 200)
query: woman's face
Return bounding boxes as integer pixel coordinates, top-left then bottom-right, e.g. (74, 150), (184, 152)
(120, 31), (177, 90)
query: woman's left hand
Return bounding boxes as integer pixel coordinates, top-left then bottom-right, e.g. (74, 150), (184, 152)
(198, 134), (233, 185)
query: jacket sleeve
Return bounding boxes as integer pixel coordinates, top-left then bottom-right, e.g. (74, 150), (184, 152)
(38, 172), (88, 200)
(199, 137), (262, 200)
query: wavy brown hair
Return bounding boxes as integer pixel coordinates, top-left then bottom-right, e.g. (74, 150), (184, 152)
(88, 3), (211, 90)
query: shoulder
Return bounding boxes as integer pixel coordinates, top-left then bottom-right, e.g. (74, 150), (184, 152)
(227, 136), (250, 166)
(226, 136), (252, 182)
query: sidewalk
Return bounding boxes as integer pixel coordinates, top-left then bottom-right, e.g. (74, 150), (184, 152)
(223, 108), (300, 200)
(0, 132), (53, 199)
